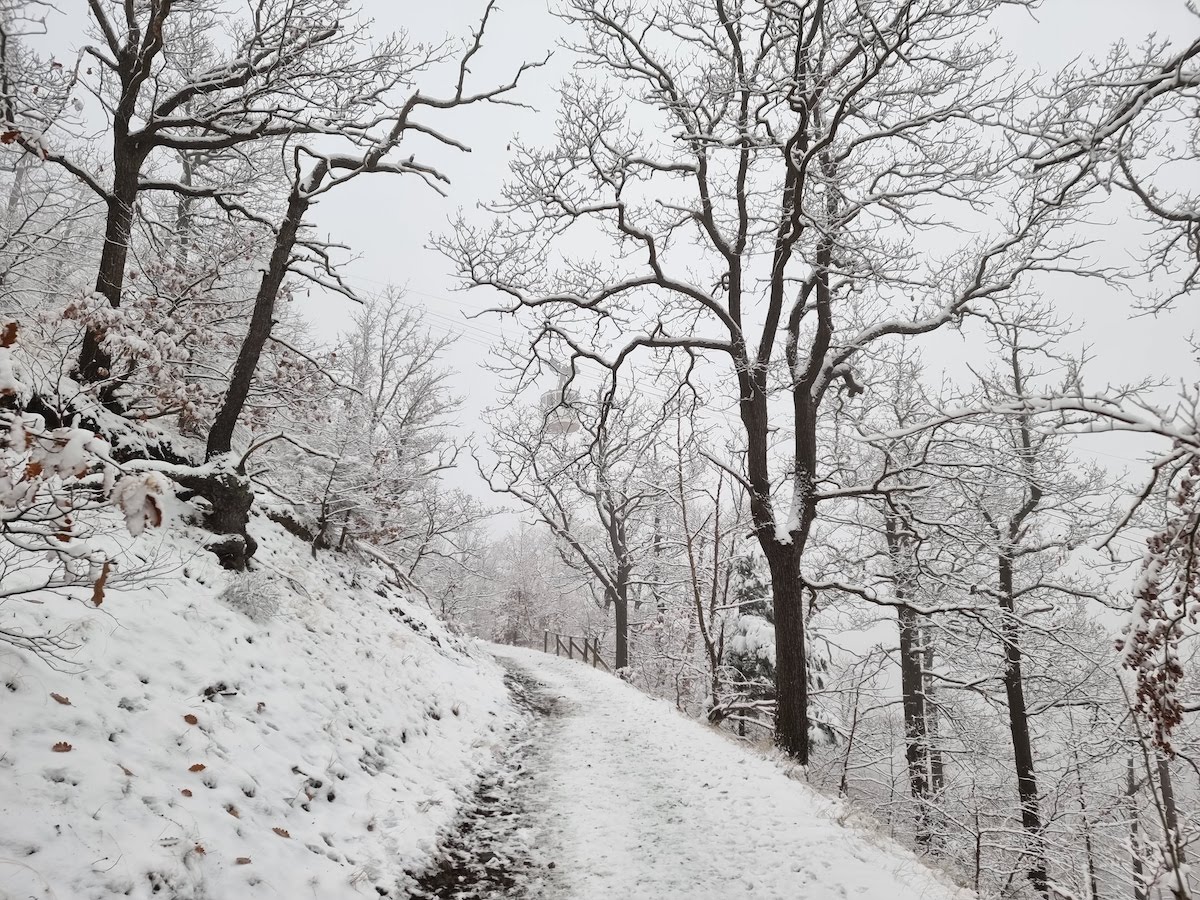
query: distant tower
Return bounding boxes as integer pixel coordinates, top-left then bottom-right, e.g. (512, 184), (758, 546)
(540, 360), (580, 435)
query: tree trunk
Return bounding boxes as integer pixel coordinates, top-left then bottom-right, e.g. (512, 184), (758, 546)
(887, 512), (937, 843)
(207, 164), (322, 459)
(765, 543), (809, 764)
(614, 581), (629, 669)
(78, 137), (146, 386)
(898, 603), (934, 844)
(1129, 757), (1148, 900)
(740, 361), (811, 762)
(1071, 740), (1102, 900)
(999, 552), (1049, 896)
(171, 465), (258, 570)
(924, 632), (945, 794)
(1156, 755), (1192, 899)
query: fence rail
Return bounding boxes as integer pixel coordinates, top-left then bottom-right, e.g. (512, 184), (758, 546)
(543, 630), (611, 672)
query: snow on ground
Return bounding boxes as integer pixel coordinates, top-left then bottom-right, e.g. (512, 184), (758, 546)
(0, 510), (514, 900)
(493, 645), (973, 900)
(1, 500), (975, 900)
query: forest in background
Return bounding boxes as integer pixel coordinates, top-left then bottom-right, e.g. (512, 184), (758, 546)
(1, 1), (1197, 898)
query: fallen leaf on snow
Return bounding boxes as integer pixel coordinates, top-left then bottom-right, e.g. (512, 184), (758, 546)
(235, 857), (252, 865)
(272, 827), (290, 838)
(183, 714), (198, 725)
(51, 741), (72, 752)
(188, 763), (206, 772)
(181, 789), (193, 797)
(50, 692), (71, 705)
(91, 561), (111, 606)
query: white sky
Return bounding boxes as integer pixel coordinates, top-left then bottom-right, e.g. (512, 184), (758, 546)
(308, 0), (1198, 500)
(34, 0), (1200, 507)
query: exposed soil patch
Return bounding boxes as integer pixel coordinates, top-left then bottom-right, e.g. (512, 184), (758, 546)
(410, 661), (559, 899)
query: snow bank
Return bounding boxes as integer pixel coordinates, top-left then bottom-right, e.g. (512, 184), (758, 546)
(0, 511), (513, 899)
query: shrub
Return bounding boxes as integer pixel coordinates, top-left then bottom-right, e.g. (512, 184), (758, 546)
(219, 570), (284, 623)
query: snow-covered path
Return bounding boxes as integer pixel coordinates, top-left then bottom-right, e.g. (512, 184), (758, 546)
(488, 645), (971, 900)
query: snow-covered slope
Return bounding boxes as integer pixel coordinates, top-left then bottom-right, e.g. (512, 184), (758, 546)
(0, 512), (513, 900)
(495, 645), (972, 900)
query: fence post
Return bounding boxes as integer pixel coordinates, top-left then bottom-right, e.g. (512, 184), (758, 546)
(591, 638), (600, 668)
(567, 637), (577, 660)
(543, 630), (549, 654)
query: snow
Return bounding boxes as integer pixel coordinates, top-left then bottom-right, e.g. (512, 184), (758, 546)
(0, 512), (515, 900)
(0, 320), (23, 399)
(728, 613), (776, 668)
(2, 497), (972, 900)
(493, 645), (973, 900)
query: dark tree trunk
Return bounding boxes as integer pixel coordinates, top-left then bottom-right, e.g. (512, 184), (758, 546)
(78, 134), (147, 387)
(886, 512), (937, 843)
(898, 603), (934, 843)
(207, 164), (322, 460)
(925, 634), (945, 794)
(172, 466), (258, 570)
(764, 543), (809, 763)
(739, 347), (813, 762)
(999, 552), (1049, 896)
(614, 584), (629, 670)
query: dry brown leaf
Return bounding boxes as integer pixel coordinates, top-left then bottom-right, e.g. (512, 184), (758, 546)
(188, 763), (206, 772)
(146, 495), (163, 529)
(51, 741), (72, 752)
(0, 320), (16, 348)
(225, 804), (240, 818)
(181, 788), (193, 797)
(235, 857), (252, 865)
(50, 692), (71, 705)
(272, 827), (290, 839)
(183, 714), (198, 725)
(119, 764), (134, 777)
(91, 561), (111, 607)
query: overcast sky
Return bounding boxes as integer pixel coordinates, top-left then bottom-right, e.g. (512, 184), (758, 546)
(298, 0), (1197, 499)
(37, 0), (1200, 508)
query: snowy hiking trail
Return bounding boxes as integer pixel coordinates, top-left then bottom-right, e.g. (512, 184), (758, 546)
(425, 645), (971, 900)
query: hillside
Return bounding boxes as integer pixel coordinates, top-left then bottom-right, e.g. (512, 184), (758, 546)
(0, 499), (978, 900)
(0, 511), (515, 900)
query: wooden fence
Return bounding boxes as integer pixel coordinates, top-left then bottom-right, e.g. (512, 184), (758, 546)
(543, 630), (611, 672)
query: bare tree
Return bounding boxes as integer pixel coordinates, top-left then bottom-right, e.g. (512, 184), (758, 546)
(482, 386), (665, 670)
(205, 3), (539, 462)
(1035, 26), (1199, 311)
(444, 0), (1086, 761)
(2, 0), (408, 392)
(259, 292), (488, 582)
